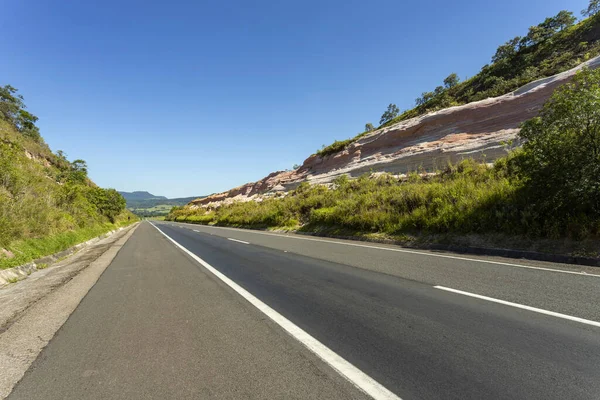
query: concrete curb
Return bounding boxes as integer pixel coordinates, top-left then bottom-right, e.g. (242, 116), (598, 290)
(0, 224), (137, 286)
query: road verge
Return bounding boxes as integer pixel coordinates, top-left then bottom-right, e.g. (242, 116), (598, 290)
(0, 223), (138, 399)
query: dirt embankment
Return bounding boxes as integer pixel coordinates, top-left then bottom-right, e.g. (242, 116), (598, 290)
(189, 56), (600, 209)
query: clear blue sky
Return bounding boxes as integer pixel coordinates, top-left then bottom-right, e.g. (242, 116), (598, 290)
(1, 0), (589, 197)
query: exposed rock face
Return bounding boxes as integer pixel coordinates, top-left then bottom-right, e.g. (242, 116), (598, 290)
(189, 56), (600, 209)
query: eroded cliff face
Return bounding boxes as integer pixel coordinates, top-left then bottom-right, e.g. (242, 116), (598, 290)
(190, 56), (600, 209)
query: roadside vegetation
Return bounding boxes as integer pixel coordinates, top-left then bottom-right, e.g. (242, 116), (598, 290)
(316, 5), (600, 157)
(0, 86), (137, 269)
(168, 68), (600, 255)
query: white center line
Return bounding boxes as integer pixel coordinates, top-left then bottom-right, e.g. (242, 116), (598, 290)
(151, 223), (401, 400)
(434, 286), (600, 328)
(227, 238), (250, 245)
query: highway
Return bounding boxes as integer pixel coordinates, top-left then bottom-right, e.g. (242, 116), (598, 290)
(8, 221), (600, 400)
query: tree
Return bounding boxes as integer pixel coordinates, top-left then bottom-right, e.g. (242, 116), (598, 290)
(0, 85), (22, 123)
(0, 85), (41, 142)
(56, 150), (67, 161)
(523, 25), (552, 46)
(513, 68), (600, 219)
(365, 123), (375, 132)
(68, 159), (88, 184)
(379, 104), (399, 125)
(549, 10), (577, 31)
(520, 11), (576, 48)
(492, 36), (522, 63)
(415, 92), (434, 106)
(582, 0), (600, 17)
(443, 73), (460, 89)
(434, 86), (445, 96)
(90, 188), (126, 223)
(292, 164), (301, 169)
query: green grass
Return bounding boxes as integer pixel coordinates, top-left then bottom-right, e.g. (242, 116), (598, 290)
(133, 204), (173, 212)
(169, 160), (516, 233)
(0, 212), (136, 270)
(0, 112), (138, 269)
(145, 216), (166, 221)
(129, 204), (179, 217)
(166, 158), (599, 256)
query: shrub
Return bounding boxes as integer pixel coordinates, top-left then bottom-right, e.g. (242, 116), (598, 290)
(510, 67), (600, 236)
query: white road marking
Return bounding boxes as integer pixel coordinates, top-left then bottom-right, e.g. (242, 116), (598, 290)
(434, 286), (600, 328)
(193, 230), (200, 232)
(228, 238), (250, 245)
(151, 223), (401, 400)
(168, 222), (600, 278)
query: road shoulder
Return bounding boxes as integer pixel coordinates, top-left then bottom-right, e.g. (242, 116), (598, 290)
(0, 224), (138, 399)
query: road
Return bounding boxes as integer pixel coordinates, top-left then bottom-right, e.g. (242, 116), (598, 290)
(8, 221), (600, 399)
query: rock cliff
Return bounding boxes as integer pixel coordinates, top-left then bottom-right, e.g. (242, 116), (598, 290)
(190, 56), (600, 209)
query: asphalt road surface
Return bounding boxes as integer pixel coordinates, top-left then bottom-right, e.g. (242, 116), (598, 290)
(8, 221), (600, 399)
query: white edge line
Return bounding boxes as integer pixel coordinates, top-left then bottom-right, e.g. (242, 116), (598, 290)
(165, 222), (599, 278)
(193, 230), (200, 232)
(434, 286), (600, 328)
(150, 223), (401, 400)
(227, 238), (250, 245)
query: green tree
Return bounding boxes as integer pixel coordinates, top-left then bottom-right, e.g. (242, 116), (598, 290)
(492, 37), (522, 63)
(582, 0), (600, 17)
(68, 159), (89, 184)
(545, 10), (577, 31)
(443, 73), (460, 89)
(0, 85), (41, 142)
(365, 123), (375, 132)
(521, 11), (576, 48)
(523, 25), (551, 46)
(415, 92), (434, 106)
(514, 68), (600, 221)
(492, 36), (523, 63)
(0, 85), (22, 123)
(379, 104), (399, 125)
(89, 188), (126, 223)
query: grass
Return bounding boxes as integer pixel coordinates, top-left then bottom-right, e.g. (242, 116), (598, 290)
(166, 159), (599, 257)
(129, 204), (178, 217)
(0, 213), (135, 270)
(169, 160), (517, 234)
(145, 216), (166, 221)
(0, 115), (138, 269)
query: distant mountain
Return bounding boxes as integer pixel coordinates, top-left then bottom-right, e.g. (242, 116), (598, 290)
(118, 191), (168, 201)
(118, 191), (205, 216)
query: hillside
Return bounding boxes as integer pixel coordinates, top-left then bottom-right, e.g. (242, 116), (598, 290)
(181, 12), (600, 210)
(119, 191), (168, 202)
(167, 9), (600, 255)
(119, 191), (205, 217)
(0, 86), (137, 269)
